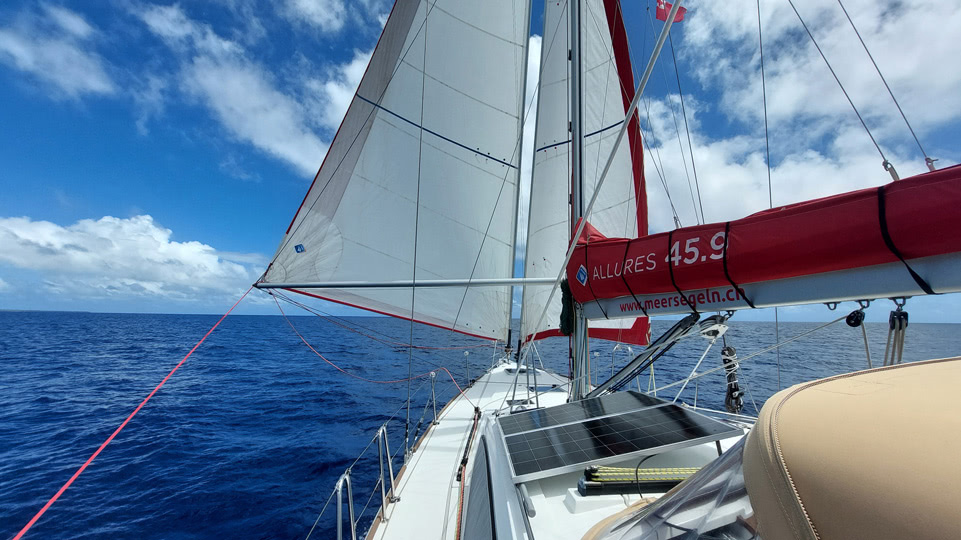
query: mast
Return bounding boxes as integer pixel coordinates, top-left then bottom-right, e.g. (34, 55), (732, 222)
(570, 0), (590, 400)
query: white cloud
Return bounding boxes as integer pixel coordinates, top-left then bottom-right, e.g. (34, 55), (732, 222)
(285, 0), (347, 33)
(132, 75), (167, 136)
(43, 4), (95, 39)
(0, 277), (9, 292)
(0, 215), (261, 299)
(636, 0), (961, 232)
(137, 4), (328, 176)
(0, 5), (114, 98)
(303, 48), (372, 131)
(681, 0), (961, 155)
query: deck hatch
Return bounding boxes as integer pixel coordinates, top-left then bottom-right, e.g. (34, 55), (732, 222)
(499, 393), (741, 482)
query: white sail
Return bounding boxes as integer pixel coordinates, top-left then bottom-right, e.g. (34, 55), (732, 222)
(262, 0), (530, 341)
(521, 0), (646, 342)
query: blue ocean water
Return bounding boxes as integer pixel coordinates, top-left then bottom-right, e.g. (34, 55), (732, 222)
(2, 311), (959, 539)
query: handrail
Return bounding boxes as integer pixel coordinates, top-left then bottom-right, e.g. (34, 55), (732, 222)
(305, 376), (448, 539)
(335, 470), (356, 540)
(376, 424), (400, 521)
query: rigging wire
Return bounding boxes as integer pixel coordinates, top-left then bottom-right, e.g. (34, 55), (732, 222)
(785, 0), (893, 175)
(644, 5), (700, 225)
(835, 0), (934, 170)
(642, 100), (683, 228)
(273, 295), (475, 413)
(667, 32), (705, 224)
(757, 0), (782, 390)
(653, 314), (848, 394)
(630, 5), (682, 228)
(407, 12), (432, 460)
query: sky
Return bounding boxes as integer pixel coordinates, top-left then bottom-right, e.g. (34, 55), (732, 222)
(0, 0), (959, 323)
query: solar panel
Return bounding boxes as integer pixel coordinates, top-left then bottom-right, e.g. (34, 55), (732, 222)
(501, 401), (741, 482)
(498, 390), (664, 436)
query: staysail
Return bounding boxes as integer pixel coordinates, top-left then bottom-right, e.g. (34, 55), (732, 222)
(521, 0), (649, 344)
(567, 166), (961, 318)
(260, 1), (530, 341)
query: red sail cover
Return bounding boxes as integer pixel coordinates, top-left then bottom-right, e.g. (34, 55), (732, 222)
(567, 165), (961, 318)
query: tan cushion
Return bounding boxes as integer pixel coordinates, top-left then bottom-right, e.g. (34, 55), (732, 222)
(743, 357), (961, 540)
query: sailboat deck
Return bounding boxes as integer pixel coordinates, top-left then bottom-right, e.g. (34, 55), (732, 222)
(368, 362), (569, 540)
(367, 362), (745, 539)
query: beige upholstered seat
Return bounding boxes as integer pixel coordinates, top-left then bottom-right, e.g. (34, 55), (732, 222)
(743, 357), (961, 540)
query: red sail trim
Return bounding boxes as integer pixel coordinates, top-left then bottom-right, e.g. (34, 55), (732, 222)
(603, 0), (647, 237)
(566, 165), (961, 306)
(526, 317), (650, 345)
(283, 288), (497, 342)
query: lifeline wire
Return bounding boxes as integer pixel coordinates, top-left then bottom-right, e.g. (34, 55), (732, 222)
(654, 314), (847, 394)
(13, 286), (253, 540)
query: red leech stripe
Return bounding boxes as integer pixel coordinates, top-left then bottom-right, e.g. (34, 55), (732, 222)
(12, 286), (253, 540)
(283, 287), (498, 341)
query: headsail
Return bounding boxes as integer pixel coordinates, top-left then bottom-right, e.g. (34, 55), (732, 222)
(261, 1), (530, 341)
(568, 166), (961, 317)
(521, 0), (649, 344)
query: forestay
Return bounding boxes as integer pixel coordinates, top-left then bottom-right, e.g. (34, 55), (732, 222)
(521, 0), (649, 344)
(261, 0), (529, 341)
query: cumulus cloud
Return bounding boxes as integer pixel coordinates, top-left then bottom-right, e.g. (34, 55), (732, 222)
(303, 48), (372, 130)
(0, 4), (114, 98)
(0, 215), (262, 299)
(635, 0), (960, 232)
(677, 0), (961, 157)
(136, 4), (329, 177)
(285, 0), (347, 33)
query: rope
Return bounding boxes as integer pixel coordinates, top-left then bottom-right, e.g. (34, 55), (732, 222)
(12, 286), (253, 540)
(273, 294), (473, 407)
(272, 291), (492, 350)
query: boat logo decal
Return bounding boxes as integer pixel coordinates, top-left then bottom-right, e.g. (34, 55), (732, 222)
(294, 244), (306, 253)
(576, 265), (588, 286)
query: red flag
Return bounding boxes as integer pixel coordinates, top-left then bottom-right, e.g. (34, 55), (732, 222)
(656, 0), (687, 22)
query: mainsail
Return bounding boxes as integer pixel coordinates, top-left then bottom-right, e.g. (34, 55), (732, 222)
(521, 0), (649, 344)
(260, 1), (530, 341)
(567, 166), (961, 317)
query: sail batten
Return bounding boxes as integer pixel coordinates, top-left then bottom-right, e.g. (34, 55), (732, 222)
(262, 0), (530, 342)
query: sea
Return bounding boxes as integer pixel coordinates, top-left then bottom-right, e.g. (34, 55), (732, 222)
(2, 311), (959, 539)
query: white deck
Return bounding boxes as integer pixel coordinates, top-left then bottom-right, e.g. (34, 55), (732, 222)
(369, 361), (567, 539)
(367, 361), (745, 540)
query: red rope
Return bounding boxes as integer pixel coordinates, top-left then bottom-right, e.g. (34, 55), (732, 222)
(274, 291), (493, 350)
(273, 295), (473, 406)
(12, 286), (253, 540)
